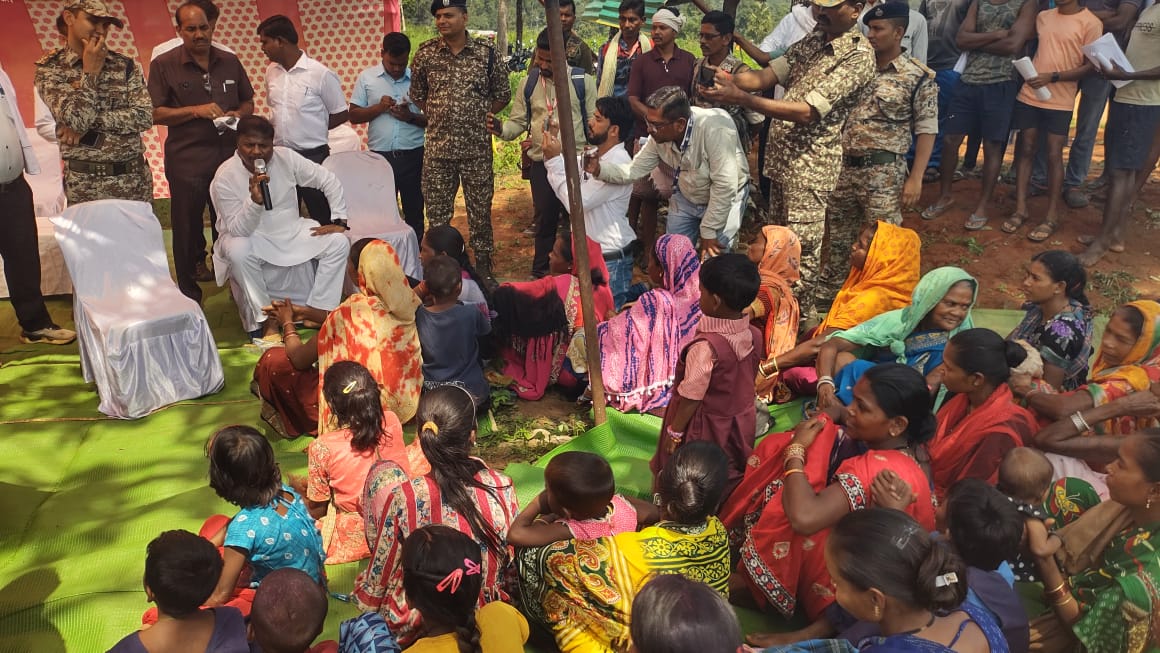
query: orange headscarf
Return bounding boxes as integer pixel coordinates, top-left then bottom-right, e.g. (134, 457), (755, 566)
(753, 226), (801, 400)
(1089, 300), (1160, 397)
(318, 240), (423, 430)
(818, 222), (921, 333)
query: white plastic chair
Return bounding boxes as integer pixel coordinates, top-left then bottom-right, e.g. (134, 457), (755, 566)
(322, 151), (421, 279)
(52, 200), (224, 419)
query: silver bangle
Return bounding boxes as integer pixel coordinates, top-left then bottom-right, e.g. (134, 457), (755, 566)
(817, 376), (835, 389)
(1070, 411), (1091, 434)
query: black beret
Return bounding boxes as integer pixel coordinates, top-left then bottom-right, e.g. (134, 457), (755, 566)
(863, 1), (911, 26)
(430, 0), (467, 15)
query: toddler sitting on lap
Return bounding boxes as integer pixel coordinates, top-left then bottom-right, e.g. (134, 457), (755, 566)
(508, 452), (657, 546)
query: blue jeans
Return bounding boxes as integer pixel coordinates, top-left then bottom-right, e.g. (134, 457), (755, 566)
(920, 69), (962, 170)
(1032, 75), (1110, 189)
(605, 254), (634, 310)
(665, 188), (744, 251)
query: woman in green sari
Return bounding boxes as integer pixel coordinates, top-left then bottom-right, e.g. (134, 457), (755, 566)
(815, 266), (977, 411)
(515, 442), (732, 653)
(1027, 430), (1160, 653)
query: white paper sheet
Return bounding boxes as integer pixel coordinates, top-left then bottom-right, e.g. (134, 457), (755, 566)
(1082, 33), (1135, 89)
(1013, 57), (1053, 101)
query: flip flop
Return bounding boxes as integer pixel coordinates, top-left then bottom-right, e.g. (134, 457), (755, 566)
(922, 199), (953, 221)
(964, 213), (988, 231)
(1001, 212), (1028, 234)
(1028, 220), (1059, 243)
(923, 167), (940, 183)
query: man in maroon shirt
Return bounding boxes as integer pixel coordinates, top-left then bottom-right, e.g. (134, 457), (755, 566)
(626, 6), (696, 256)
(149, 1), (253, 303)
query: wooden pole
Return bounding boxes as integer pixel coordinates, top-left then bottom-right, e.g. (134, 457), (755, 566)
(542, 0), (608, 425)
(516, 0), (524, 49)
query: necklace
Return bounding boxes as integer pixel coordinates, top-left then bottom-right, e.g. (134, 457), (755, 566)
(896, 612), (937, 637)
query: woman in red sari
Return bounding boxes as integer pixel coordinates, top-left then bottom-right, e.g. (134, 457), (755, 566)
(721, 363), (937, 646)
(492, 236), (615, 400)
(253, 239), (423, 436)
(928, 328), (1038, 501)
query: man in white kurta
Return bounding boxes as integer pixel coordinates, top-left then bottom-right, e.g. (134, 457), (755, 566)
(210, 115), (349, 336)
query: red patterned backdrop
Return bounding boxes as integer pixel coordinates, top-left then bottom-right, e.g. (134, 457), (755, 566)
(0, 0), (402, 197)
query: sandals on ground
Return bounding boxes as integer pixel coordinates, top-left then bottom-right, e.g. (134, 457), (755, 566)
(964, 213), (989, 231)
(922, 199), (953, 221)
(1001, 212), (1028, 234)
(1028, 220), (1059, 242)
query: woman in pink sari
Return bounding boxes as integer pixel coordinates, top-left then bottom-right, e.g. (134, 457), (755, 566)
(599, 234), (702, 413)
(493, 236), (615, 400)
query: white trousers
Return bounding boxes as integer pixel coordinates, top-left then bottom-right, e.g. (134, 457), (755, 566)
(219, 232), (350, 332)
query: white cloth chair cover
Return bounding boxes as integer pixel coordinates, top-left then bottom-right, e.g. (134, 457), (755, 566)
(328, 123), (363, 154)
(26, 127), (67, 217)
(227, 261), (317, 334)
(52, 200), (224, 419)
(322, 151), (421, 279)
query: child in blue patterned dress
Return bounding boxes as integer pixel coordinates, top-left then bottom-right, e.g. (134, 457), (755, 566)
(204, 425), (326, 607)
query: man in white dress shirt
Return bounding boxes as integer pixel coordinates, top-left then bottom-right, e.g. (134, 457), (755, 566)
(210, 116), (350, 337)
(257, 15), (349, 226)
(541, 95), (636, 309)
(0, 60), (76, 345)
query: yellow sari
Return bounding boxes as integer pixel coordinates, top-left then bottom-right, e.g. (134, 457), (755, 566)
(516, 517), (731, 653)
(818, 221), (921, 333)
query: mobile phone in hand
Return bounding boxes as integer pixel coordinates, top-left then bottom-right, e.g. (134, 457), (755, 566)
(697, 65), (717, 88)
(79, 130), (105, 147)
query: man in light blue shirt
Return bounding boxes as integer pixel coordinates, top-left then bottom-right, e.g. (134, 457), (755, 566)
(350, 32), (428, 240)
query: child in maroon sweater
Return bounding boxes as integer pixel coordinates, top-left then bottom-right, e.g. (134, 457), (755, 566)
(651, 253), (761, 502)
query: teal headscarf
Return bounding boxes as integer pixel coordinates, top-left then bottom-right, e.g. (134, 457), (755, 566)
(830, 266), (977, 362)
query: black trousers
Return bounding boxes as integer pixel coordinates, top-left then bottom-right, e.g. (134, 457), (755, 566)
(0, 176), (52, 332)
(166, 170), (217, 302)
(375, 147), (425, 243)
(528, 159), (567, 277)
(295, 145), (332, 225)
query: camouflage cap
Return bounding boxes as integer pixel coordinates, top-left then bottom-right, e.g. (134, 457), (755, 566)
(812, 0), (849, 8)
(65, 0), (125, 28)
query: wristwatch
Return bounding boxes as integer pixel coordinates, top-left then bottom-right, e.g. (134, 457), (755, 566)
(331, 219), (350, 231)
(1051, 72), (1061, 83)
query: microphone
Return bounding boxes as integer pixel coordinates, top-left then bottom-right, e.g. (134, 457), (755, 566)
(254, 157), (273, 211)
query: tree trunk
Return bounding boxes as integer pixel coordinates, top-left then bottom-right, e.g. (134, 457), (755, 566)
(497, 0), (509, 55)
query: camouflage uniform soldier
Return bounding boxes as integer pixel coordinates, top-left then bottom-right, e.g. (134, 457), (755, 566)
(36, 0), (153, 205)
(411, 0), (510, 283)
(821, 1), (937, 299)
(704, 0), (875, 324)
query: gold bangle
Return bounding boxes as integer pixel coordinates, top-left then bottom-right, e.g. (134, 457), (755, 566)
(1052, 593), (1075, 607)
(783, 468), (805, 478)
(784, 443), (807, 461)
(1044, 581), (1066, 595)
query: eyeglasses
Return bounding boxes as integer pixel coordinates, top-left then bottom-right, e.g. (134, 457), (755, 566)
(698, 31), (723, 40)
(646, 118), (677, 131)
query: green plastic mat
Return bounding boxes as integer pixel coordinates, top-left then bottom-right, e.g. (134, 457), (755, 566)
(505, 401), (805, 508)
